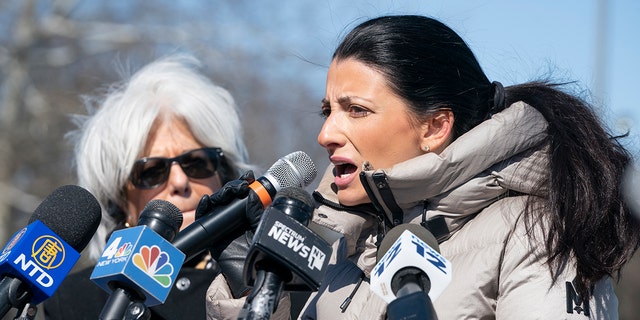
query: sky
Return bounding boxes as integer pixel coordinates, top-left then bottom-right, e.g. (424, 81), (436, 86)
(131, 0), (639, 161)
(71, 0), (640, 192)
(262, 0), (640, 156)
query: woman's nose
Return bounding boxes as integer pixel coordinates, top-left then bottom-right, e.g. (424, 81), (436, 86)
(166, 162), (191, 194)
(317, 113), (343, 149)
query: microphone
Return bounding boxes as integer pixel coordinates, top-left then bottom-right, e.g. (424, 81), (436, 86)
(91, 199), (185, 320)
(172, 151), (317, 262)
(370, 224), (452, 320)
(0, 185), (101, 318)
(238, 187), (331, 320)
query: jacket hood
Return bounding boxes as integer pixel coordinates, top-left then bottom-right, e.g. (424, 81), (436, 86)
(313, 102), (549, 242)
(359, 101), (549, 235)
(311, 102), (550, 275)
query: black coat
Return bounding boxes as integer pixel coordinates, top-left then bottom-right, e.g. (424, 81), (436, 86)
(43, 266), (217, 320)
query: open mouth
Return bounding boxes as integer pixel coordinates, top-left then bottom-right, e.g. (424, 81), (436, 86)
(335, 163), (358, 178)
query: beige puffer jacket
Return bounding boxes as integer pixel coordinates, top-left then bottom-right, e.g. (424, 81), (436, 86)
(300, 102), (618, 319)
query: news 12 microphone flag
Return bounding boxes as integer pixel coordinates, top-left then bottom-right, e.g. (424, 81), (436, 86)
(0, 220), (81, 304)
(90, 225), (185, 306)
(370, 229), (452, 303)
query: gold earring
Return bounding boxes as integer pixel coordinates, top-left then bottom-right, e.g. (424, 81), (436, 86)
(423, 145), (430, 152)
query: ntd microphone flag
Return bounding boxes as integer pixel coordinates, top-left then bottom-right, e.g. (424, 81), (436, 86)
(90, 226), (185, 306)
(0, 221), (80, 304)
(370, 229), (452, 303)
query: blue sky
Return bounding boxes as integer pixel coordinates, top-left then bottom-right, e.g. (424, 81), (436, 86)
(264, 0), (639, 155)
(350, 1), (638, 152)
(92, 0), (638, 164)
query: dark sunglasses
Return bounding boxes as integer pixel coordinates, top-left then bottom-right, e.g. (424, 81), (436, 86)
(129, 147), (224, 189)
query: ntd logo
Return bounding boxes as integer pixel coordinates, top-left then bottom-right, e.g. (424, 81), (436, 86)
(31, 235), (65, 269)
(132, 245), (175, 288)
(13, 253), (55, 287)
(12, 234), (68, 288)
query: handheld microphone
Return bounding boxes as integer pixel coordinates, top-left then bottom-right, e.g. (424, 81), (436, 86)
(0, 185), (101, 318)
(91, 199), (185, 320)
(172, 151), (317, 262)
(370, 224), (452, 320)
(238, 187), (331, 320)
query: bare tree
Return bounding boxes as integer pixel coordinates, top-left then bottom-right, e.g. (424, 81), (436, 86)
(0, 0), (325, 244)
(0, 1), (638, 319)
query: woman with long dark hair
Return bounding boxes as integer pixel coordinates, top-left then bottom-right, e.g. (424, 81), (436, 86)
(297, 15), (639, 319)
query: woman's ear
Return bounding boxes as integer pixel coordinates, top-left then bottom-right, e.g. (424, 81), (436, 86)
(420, 110), (454, 154)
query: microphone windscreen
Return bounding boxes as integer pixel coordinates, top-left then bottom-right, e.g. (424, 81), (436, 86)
(267, 151), (317, 189)
(28, 185), (101, 252)
(274, 186), (315, 207)
(140, 199), (183, 230)
(271, 186), (315, 226)
(377, 224), (440, 262)
(138, 199), (183, 242)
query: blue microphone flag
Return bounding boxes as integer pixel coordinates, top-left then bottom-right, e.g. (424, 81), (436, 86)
(0, 221), (80, 304)
(90, 225), (185, 306)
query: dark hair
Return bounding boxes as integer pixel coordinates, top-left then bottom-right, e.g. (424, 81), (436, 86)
(334, 15), (639, 297)
(506, 82), (639, 296)
(334, 15), (492, 138)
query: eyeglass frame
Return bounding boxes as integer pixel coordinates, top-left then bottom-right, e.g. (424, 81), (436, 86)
(128, 147), (226, 189)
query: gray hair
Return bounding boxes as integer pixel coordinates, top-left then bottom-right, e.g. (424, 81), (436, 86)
(67, 54), (259, 260)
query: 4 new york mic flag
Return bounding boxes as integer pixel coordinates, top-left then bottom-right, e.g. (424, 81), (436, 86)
(90, 225), (185, 306)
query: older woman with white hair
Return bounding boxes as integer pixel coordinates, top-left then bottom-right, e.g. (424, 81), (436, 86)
(42, 54), (273, 319)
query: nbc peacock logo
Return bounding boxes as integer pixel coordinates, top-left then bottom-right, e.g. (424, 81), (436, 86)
(114, 242), (132, 258)
(132, 245), (174, 288)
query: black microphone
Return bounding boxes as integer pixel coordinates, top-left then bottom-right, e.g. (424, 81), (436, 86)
(0, 185), (101, 318)
(238, 187), (331, 320)
(370, 224), (452, 320)
(172, 151), (317, 262)
(91, 199), (184, 320)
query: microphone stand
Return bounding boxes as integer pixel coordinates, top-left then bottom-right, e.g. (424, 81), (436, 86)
(13, 302), (37, 320)
(99, 288), (152, 320)
(0, 276), (35, 320)
(238, 262), (286, 320)
(124, 301), (151, 320)
(386, 283), (437, 320)
(99, 288), (139, 320)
